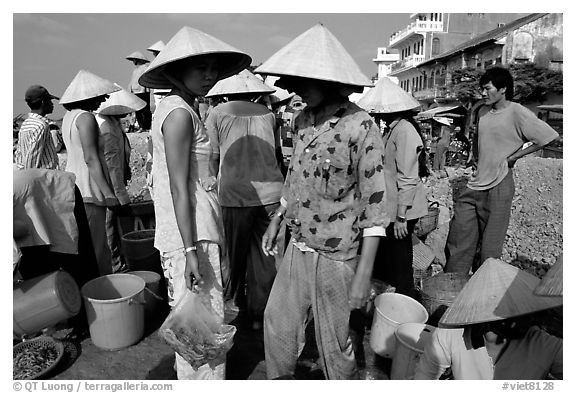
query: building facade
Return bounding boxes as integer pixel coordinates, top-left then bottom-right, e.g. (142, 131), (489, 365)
(387, 13), (528, 102)
(372, 47), (399, 83)
(416, 13), (563, 107)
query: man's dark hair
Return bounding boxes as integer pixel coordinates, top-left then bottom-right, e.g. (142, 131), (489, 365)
(479, 66), (514, 100)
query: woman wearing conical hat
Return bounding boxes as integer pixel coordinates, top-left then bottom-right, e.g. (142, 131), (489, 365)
(357, 77), (429, 300)
(138, 26), (251, 380)
(95, 86), (146, 273)
(126, 50), (152, 132)
(60, 70), (121, 276)
(256, 23), (390, 379)
(415, 258), (563, 380)
(204, 69), (283, 331)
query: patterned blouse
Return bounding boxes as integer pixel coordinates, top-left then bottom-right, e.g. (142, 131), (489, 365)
(283, 100), (390, 261)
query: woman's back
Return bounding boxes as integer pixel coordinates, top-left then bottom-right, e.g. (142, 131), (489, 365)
(205, 100), (284, 207)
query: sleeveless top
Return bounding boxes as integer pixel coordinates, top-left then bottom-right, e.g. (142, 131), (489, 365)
(151, 95), (224, 253)
(61, 109), (109, 205)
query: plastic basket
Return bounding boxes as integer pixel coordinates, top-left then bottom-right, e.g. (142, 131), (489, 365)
(13, 336), (64, 380)
(414, 202), (440, 238)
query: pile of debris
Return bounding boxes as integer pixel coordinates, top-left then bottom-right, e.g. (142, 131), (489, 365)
(421, 156), (562, 278)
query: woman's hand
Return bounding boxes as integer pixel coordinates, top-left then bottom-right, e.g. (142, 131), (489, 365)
(184, 250), (203, 289)
(394, 220), (409, 239)
(262, 217), (281, 256)
(349, 271), (371, 309)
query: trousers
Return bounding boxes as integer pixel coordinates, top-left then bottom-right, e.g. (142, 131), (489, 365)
(222, 203), (279, 319)
(264, 242), (357, 379)
(445, 169), (514, 274)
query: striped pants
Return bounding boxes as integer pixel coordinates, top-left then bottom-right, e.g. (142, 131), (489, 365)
(264, 242), (357, 379)
(445, 170), (514, 274)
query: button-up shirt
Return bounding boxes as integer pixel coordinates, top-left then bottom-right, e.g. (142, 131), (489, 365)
(15, 113), (59, 170)
(283, 100), (390, 262)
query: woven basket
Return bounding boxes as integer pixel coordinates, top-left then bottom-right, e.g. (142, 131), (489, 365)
(421, 272), (469, 326)
(13, 336), (64, 380)
(414, 202), (440, 238)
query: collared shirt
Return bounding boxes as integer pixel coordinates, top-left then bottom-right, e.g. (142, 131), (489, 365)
(415, 326), (563, 380)
(283, 100), (390, 262)
(381, 118), (428, 221)
(15, 113), (59, 170)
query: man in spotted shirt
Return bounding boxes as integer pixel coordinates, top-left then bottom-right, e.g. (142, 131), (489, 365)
(257, 24), (390, 380)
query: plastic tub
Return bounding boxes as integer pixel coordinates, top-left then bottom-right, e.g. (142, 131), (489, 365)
(369, 293), (428, 358)
(81, 274), (146, 350)
(391, 323), (436, 379)
(13, 270), (81, 337)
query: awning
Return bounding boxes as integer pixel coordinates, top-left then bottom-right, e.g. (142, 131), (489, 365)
(416, 105), (462, 120)
(537, 104), (563, 113)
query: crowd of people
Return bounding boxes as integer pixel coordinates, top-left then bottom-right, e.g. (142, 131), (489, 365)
(13, 22), (561, 381)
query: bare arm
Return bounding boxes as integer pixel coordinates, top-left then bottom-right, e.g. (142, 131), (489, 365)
(77, 112), (118, 206)
(163, 108), (202, 286)
(507, 137), (560, 167)
(349, 236), (380, 309)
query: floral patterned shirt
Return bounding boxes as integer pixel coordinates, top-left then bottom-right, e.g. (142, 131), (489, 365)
(283, 100), (390, 261)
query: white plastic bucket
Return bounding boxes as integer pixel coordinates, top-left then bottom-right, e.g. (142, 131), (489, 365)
(128, 270), (163, 315)
(81, 274), (146, 350)
(369, 293), (428, 358)
(13, 270), (81, 336)
(391, 323), (436, 379)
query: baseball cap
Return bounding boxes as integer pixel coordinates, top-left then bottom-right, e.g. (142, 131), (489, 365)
(25, 85), (59, 103)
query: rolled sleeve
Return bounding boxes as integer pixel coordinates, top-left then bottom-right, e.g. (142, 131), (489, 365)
(395, 125), (422, 208)
(362, 226), (386, 237)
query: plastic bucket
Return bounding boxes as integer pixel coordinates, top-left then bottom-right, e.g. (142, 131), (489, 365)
(81, 274), (146, 350)
(13, 270), (81, 337)
(127, 271), (164, 315)
(369, 293), (428, 358)
(391, 323), (436, 379)
(121, 230), (162, 274)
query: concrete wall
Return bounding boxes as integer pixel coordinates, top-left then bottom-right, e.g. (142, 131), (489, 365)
(503, 13), (563, 67)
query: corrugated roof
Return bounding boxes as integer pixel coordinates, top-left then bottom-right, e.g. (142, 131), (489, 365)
(419, 13), (548, 67)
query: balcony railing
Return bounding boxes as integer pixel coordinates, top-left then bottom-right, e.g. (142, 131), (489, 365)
(389, 20), (444, 47)
(390, 54), (426, 73)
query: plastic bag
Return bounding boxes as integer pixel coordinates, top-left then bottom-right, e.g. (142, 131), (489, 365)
(158, 289), (236, 370)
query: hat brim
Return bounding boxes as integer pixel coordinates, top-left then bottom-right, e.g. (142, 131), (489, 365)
(139, 52), (251, 90)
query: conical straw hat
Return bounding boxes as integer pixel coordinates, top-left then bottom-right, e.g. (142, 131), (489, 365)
(205, 69), (275, 98)
(147, 40), (165, 53)
(126, 51), (150, 63)
(255, 23), (371, 88)
(434, 117), (452, 126)
(60, 70), (121, 105)
(96, 84), (146, 116)
(357, 77), (420, 113)
(139, 26), (252, 89)
(265, 76), (294, 104)
(439, 258), (563, 327)
(534, 255), (563, 297)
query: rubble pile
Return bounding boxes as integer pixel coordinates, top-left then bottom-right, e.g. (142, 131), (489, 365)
(126, 132), (151, 202)
(422, 157), (562, 277)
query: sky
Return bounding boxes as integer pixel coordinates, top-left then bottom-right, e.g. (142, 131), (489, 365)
(12, 12), (411, 118)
